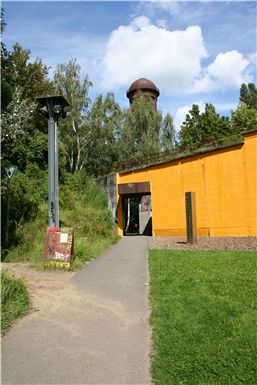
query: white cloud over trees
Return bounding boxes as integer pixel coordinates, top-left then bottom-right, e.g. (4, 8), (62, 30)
(101, 17), (253, 96)
(191, 50), (252, 93)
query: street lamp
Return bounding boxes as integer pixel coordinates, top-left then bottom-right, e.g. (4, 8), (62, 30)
(5, 165), (17, 244)
(36, 95), (70, 228)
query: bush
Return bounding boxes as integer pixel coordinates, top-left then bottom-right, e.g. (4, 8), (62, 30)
(60, 171), (113, 237)
(4, 171), (118, 269)
(1, 165), (48, 252)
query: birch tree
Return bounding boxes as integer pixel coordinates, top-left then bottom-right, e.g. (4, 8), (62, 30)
(86, 92), (122, 176)
(53, 58), (92, 172)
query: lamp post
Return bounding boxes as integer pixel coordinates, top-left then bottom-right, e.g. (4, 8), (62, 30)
(5, 165), (17, 244)
(36, 96), (70, 228)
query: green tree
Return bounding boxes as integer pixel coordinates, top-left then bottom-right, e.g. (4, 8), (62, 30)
(1, 54), (13, 110)
(177, 104), (201, 150)
(160, 113), (176, 151)
(178, 103), (232, 151)
(86, 93), (122, 176)
(231, 104), (257, 133)
(53, 58), (93, 172)
(240, 83), (257, 110)
(1, 44), (52, 172)
(1, 87), (36, 142)
(1, 42), (52, 250)
(118, 94), (162, 165)
(1, 8), (13, 110)
(2, 43), (52, 104)
(0, 7), (6, 36)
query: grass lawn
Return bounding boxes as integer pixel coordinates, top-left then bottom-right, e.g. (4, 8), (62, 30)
(149, 249), (257, 385)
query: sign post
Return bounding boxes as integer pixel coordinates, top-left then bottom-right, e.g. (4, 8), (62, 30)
(44, 227), (74, 268)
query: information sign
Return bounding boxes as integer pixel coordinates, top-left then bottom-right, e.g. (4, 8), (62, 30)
(44, 227), (74, 268)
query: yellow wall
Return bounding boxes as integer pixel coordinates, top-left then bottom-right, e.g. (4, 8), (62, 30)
(117, 131), (257, 237)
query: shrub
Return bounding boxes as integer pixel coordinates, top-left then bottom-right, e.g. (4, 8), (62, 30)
(4, 171), (118, 269)
(1, 166), (48, 252)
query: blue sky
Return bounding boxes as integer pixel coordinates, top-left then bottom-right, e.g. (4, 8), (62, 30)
(3, 1), (257, 129)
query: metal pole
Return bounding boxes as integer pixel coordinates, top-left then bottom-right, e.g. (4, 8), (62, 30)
(5, 179), (11, 244)
(37, 96), (69, 228)
(48, 117), (56, 227)
(54, 121), (59, 227)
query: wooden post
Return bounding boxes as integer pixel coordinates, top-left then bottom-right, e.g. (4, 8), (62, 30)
(185, 192), (197, 244)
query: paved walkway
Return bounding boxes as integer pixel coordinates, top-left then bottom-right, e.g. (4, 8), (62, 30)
(2, 237), (151, 385)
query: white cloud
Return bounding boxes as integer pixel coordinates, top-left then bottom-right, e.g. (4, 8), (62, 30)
(101, 18), (208, 93)
(132, 16), (151, 29)
(191, 50), (252, 93)
(247, 51), (257, 65)
(101, 17), (252, 96)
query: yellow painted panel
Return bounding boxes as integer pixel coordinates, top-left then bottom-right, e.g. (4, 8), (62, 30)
(117, 131), (257, 237)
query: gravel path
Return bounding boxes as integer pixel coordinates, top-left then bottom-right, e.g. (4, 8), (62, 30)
(150, 236), (257, 251)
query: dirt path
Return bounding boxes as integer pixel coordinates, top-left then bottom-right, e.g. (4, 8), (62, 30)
(2, 263), (78, 314)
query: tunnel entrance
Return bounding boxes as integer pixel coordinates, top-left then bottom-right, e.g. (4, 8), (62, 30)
(118, 182), (152, 236)
(122, 195), (152, 236)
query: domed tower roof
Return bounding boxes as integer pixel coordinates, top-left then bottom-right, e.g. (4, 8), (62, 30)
(126, 78), (160, 99)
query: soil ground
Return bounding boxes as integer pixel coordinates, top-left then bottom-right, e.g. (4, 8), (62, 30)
(2, 263), (77, 315)
(150, 236), (257, 251)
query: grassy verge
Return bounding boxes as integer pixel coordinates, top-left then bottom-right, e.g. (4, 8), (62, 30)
(4, 172), (119, 270)
(149, 249), (257, 385)
(1, 270), (30, 335)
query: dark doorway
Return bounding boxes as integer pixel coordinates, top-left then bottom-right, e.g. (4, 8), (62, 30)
(122, 194), (152, 236)
(123, 196), (140, 235)
(118, 182), (152, 236)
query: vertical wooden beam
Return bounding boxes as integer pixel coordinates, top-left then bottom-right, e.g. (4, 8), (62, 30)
(185, 192), (197, 244)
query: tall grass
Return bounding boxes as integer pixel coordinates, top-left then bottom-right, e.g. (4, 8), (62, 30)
(4, 171), (119, 269)
(1, 270), (30, 335)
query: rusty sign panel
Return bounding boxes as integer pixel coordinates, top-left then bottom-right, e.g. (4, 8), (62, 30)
(44, 227), (74, 268)
(118, 182), (150, 196)
(185, 192), (198, 244)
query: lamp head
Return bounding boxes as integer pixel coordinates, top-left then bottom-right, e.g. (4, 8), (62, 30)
(36, 95), (70, 121)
